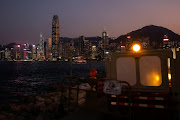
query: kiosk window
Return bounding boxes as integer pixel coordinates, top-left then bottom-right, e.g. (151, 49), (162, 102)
(139, 56), (162, 86)
(117, 57), (136, 85)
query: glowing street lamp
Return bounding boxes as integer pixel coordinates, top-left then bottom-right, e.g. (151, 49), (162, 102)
(168, 72), (171, 80)
(105, 51), (109, 54)
(132, 44), (141, 52)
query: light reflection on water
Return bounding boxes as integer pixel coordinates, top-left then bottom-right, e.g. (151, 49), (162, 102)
(0, 61), (104, 104)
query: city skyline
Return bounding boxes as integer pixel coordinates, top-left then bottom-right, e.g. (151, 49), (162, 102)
(1, 0), (180, 45)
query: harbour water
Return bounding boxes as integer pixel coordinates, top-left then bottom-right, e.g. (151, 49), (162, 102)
(0, 61), (104, 104)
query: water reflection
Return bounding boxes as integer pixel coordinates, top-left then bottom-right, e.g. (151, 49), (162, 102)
(0, 61), (104, 104)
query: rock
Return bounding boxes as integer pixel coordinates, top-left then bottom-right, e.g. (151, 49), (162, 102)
(71, 91), (86, 99)
(72, 83), (91, 90)
(6, 113), (16, 120)
(24, 103), (34, 112)
(55, 92), (62, 96)
(50, 96), (60, 103)
(36, 112), (45, 120)
(49, 92), (56, 96)
(11, 104), (26, 111)
(9, 104), (17, 111)
(48, 85), (60, 92)
(45, 99), (52, 105)
(70, 98), (86, 105)
(34, 103), (46, 111)
(24, 95), (36, 103)
(0, 114), (7, 119)
(36, 96), (45, 102)
(15, 115), (24, 120)
(19, 104), (26, 111)
(45, 102), (59, 112)
(65, 90), (86, 100)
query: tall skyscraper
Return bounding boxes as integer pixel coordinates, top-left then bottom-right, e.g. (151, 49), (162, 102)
(14, 44), (21, 60)
(102, 27), (109, 50)
(39, 33), (45, 60)
(46, 38), (52, 60)
(52, 15), (60, 60)
(36, 44), (40, 60)
(40, 34), (44, 54)
(32, 44), (37, 60)
(79, 36), (85, 56)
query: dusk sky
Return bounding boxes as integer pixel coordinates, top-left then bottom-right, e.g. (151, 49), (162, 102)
(0, 0), (180, 45)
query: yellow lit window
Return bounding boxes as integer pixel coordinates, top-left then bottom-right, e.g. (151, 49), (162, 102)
(139, 56), (162, 86)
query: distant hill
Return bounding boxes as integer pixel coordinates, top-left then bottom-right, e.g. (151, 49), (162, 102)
(6, 43), (17, 49)
(114, 25), (180, 47)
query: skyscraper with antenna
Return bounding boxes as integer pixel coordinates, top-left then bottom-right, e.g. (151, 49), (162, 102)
(102, 26), (109, 50)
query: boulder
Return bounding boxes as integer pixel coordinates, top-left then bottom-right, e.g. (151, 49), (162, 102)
(0, 114), (7, 119)
(45, 98), (52, 105)
(36, 96), (45, 102)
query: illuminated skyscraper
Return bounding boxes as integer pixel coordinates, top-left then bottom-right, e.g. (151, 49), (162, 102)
(40, 34), (44, 55)
(79, 36), (85, 55)
(39, 33), (45, 60)
(52, 15), (60, 60)
(14, 44), (21, 60)
(102, 27), (109, 50)
(32, 44), (36, 60)
(46, 38), (52, 60)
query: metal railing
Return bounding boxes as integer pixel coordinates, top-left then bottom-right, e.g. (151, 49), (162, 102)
(59, 76), (133, 119)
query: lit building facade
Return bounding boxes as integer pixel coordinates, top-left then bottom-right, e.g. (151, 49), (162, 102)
(5, 48), (11, 60)
(102, 27), (109, 50)
(46, 38), (52, 60)
(36, 44), (40, 60)
(79, 36), (85, 56)
(32, 45), (37, 60)
(40, 34), (45, 60)
(84, 40), (91, 59)
(91, 45), (97, 59)
(0, 50), (5, 61)
(102, 27), (109, 59)
(40, 34), (44, 55)
(52, 15), (60, 60)
(14, 44), (21, 60)
(163, 35), (171, 49)
(63, 42), (70, 59)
